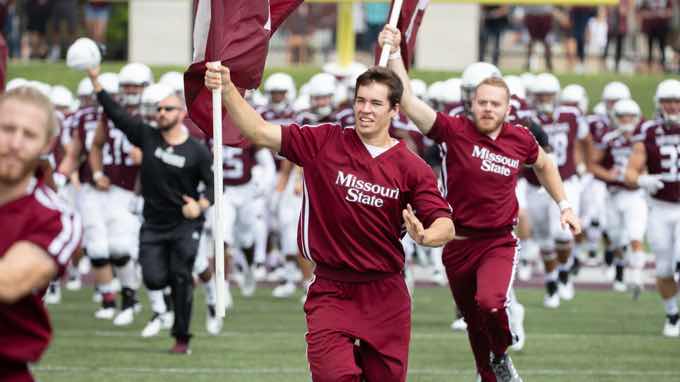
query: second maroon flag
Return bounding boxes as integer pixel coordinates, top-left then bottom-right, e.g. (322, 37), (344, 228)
(184, 0), (302, 145)
(376, 0), (429, 71)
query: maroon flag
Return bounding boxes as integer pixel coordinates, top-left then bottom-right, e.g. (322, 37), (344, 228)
(184, 0), (302, 145)
(375, 0), (429, 71)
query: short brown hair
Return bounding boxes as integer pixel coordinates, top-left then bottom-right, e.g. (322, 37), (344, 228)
(474, 77), (510, 102)
(354, 67), (403, 108)
(0, 86), (58, 140)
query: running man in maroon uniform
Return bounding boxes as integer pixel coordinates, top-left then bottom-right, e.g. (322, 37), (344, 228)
(626, 79), (680, 337)
(0, 86), (82, 381)
(382, 25), (580, 382)
(206, 64), (454, 381)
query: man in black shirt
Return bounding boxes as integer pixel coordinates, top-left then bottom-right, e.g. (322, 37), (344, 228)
(87, 66), (213, 354)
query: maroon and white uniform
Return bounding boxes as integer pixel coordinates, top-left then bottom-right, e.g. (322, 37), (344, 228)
(332, 102), (355, 128)
(525, 106), (588, 249)
(637, 119), (680, 277)
(580, 113), (613, 228)
(508, 95), (534, 124)
(0, 179), (81, 380)
(597, 129), (648, 248)
(280, 122), (450, 381)
(426, 112), (538, 381)
(389, 112), (427, 158)
(79, 112), (141, 261)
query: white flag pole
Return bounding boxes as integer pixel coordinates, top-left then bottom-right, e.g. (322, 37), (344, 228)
(211, 61), (226, 319)
(378, 0), (404, 67)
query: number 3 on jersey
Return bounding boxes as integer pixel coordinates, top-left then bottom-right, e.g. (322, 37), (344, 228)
(660, 145), (680, 181)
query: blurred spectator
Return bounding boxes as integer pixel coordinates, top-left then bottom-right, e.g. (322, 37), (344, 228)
(362, 2), (389, 53)
(284, 4), (313, 64)
(21, 0), (52, 60)
(48, 0), (78, 61)
(310, 3), (336, 61)
(85, 0), (112, 50)
(524, 5), (555, 71)
(602, 1), (631, 72)
(566, 6), (596, 73)
(638, 0), (673, 72)
(479, 5), (510, 66)
(587, 7), (608, 66)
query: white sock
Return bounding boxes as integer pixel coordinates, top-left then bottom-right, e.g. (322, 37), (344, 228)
(115, 260), (139, 289)
(203, 276), (217, 306)
(284, 259), (297, 283)
(544, 269), (558, 283)
(148, 290), (167, 314)
(664, 294), (679, 316)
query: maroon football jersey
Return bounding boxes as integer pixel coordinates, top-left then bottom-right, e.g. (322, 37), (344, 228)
(183, 117), (208, 142)
(74, 106), (101, 184)
(637, 119), (680, 202)
(587, 114), (612, 145)
(525, 106), (588, 185)
(209, 140), (258, 186)
(259, 104), (296, 125)
(280, 123), (451, 277)
(428, 112), (539, 234)
(508, 95), (534, 124)
(333, 106), (355, 128)
(295, 110), (336, 126)
(0, 179), (81, 364)
(596, 129), (639, 190)
(389, 112), (427, 158)
(99, 114), (141, 191)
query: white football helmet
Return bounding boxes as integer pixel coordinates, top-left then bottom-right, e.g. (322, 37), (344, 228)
(118, 63), (153, 106)
(612, 99), (641, 133)
(50, 85), (75, 111)
(99, 72), (120, 94)
(503, 75), (526, 100)
(461, 62), (502, 110)
(427, 81), (446, 111)
(441, 78), (462, 105)
(531, 73), (560, 114)
(593, 101), (606, 117)
(141, 83), (175, 126)
(601, 81), (631, 103)
(26, 81), (52, 97)
(77, 77), (94, 97)
(244, 89), (268, 109)
(519, 72), (536, 103)
(410, 78), (428, 101)
(308, 73), (336, 117)
(560, 84), (589, 114)
(655, 79), (680, 125)
(159, 71), (184, 98)
(264, 72), (296, 111)
(66, 37), (101, 70)
(6, 78), (28, 91)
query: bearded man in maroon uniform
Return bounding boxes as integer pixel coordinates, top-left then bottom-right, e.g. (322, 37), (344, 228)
(0, 87), (82, 381)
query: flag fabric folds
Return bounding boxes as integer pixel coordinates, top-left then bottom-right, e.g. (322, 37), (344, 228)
(184, 0), (302, 145)
(376, 0), (429, 71)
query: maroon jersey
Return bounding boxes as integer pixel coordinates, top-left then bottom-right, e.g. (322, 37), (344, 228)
(74, 106), (101, 184)
(333, 106), (355, 128)
(295, 110), (336, 126)
(428, 112), (539, 234)
(508, 95), (534, 124)
(259, 104), (296, 125)
(389, 112), (427, 158)
(596, 129), (639, 190)
(0, 179), (81, 364)
(280, 123), (450, 278)
(587, 114), (612, 145)
(525, 106), (588, 185)
(99, 114), (140, 191)
(445, 101), (465, 117)
(221, 142), (257, 186)
(183, 117), (208, 141)
(637, 119), (680, 202)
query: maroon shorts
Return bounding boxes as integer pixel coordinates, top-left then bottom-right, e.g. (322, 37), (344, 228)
(303, 273), (411, 382)
(443, 233), (519, 381)
(525, 14), (553, 40)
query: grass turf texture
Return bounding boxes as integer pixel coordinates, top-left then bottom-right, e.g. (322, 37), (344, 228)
(35, 286), (680, 382)
(7, 61), (680, 118)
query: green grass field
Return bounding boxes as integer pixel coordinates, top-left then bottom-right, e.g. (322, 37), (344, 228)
(35, 286), (680, 382)
(6, 61), (680, 118)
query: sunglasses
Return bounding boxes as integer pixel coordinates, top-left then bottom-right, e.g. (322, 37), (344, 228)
(157, 106), (180, 112)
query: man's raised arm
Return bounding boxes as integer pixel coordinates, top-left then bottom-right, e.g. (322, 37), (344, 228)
(204, 63), (282, 153)
(379, 25), (437, 135)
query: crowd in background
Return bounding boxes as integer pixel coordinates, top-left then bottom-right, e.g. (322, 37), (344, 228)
(1, 1), (679, 74)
